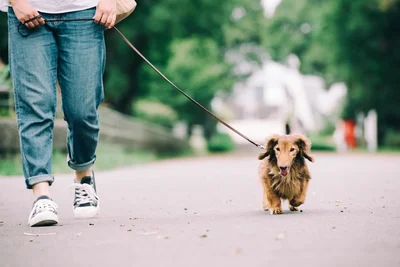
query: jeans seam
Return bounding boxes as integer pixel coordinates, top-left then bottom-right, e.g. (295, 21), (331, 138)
(9, 10), (31, 178)
(13, 82), (31, 178)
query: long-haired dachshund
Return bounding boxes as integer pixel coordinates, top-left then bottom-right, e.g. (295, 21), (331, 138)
(258, 134), (314, 215)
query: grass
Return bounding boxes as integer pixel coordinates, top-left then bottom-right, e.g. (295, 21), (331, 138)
(3, 138), (397, 177)
(378, 146), (400, 152)
(308, 134), (336, 151)
(0, 154), (23, 176)
(352, 146), (400, 153)
(0, 142), (159, 176)
(307, 133), (400, 153)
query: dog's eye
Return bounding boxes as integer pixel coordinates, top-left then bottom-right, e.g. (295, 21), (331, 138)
(290, 148), (295, 152)
(276, 147), (280, 151)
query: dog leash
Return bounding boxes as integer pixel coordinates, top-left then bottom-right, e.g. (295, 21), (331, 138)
(112, 27), (265, 150)
(19, 17), (265, 150)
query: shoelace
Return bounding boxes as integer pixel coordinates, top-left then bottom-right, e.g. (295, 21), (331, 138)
(70, 183), (98, 206)
(29, 199), (58, 218)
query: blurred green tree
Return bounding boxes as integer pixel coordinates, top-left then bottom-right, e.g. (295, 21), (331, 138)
(0, 14), (7, 61)
(104, 0), (233, 114)
(145, 37), (233, 136)
(326, 0), (400, 143)
(104, 0), (265, 135)
(0, 1), (266, 136)
(263, 0), (334, 81)
(264, 0), (400, 144)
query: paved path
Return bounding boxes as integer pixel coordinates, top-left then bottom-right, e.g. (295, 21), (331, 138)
(1, 152), (400, 267)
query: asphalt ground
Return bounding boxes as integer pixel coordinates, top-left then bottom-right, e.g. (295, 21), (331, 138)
(1, 152), (399, 267)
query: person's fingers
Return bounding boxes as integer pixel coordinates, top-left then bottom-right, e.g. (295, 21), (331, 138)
(25, 21), (36, 28)
(94, 0), (117, 27)
(31, 12), (42, 27)
(22, 15), (34, 28)
(93, 11), (102, 24)
(33, 12), (45, 26)
(31, 17), (41, 27)
(38, 16), (46, 25)
(24, 14), (42, 28)
(99, 12), (108, 26)
(111, 13), (116, 28)
(105, 12), (115, 28)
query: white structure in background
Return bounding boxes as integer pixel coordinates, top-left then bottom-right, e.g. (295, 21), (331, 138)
(172, 122), (188, 139)
(364, 110), (378, 152)
(189, 125), (208, 155)
(261, 0), (283, 18)
(212, 50), (347, 146)
(332, 121), (348, 152)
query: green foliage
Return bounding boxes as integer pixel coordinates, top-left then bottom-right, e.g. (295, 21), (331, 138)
(103, 0), (240, 114)
(318, 119), (336, 136)
(0, 63), (10, 85)
(383, 129), (400, 148)
(101, 0), (266, 137)
(309, 134), (336, 151)
(0, 13), (7, 61)
(222, 0), (267, 47)
(207, 133), (235, 153)
(0, 62), (12, 117)
(327, 0), (400, 143)
(264, 0), (400, 144)
(145, 37), (233, 136)
(0, 142), (157, 176)
(310, 143), (336, 151)
(0, 1), (267, 138)
(2, 0), (399, 145)
(263, 0), (334, 79)
(132, 99), (178, 128)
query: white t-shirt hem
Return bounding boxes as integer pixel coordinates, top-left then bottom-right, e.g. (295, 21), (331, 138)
(1, 0), (98, 13)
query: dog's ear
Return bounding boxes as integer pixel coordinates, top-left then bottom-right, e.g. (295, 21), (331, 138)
(294, 134), (314, 162)
(258, 134), (279, 160)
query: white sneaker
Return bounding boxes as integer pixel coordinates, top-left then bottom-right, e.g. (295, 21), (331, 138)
(28, 196), (59, 227)
(71, 172), (99, 219)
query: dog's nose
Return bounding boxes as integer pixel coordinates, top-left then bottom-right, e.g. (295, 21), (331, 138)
(279, 166), (288, 171)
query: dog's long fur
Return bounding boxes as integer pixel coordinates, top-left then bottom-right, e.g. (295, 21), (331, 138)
(258, 134), (314, 215)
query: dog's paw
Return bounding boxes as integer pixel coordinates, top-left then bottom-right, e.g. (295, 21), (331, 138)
(269, 207), (283, 215)
(289, 199), (304, 207)
(289, 205), (299, 211)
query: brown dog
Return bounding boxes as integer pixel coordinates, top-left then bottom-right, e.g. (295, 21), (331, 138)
(258, 134), (314, 214)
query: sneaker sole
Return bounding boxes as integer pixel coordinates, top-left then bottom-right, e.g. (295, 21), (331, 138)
(29, 211), (59, 227)
(73, 203), (100, 219)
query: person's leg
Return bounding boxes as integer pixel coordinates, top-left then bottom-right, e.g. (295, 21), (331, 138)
(8, 9), (58, 193)
(8, 8), (59, 226)
(32, 182), (51, 199)
(57, 8), (105, 218)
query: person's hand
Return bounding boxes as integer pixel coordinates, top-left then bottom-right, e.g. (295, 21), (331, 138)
(93, 0), (117, 29)
(10, 0), (45, 28)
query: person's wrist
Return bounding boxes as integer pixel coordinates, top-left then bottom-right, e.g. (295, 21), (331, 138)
(9, 0), (24, 6)
(10, 0), (27, 6)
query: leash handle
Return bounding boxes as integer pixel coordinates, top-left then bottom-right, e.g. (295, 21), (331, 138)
(18, 17), (94, 37)
(112, 26), (265, 150)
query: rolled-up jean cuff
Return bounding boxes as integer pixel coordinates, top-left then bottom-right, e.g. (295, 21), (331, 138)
(26, 174), (54, 189)
(68, 157), (96, 171)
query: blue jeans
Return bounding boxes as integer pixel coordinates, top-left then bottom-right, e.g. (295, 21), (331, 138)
(8, 7), (105, 189)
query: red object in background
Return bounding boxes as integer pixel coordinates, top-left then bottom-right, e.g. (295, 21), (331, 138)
(343, 120), (356, 148)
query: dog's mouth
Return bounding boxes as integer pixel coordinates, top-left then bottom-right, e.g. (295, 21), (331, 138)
(279, 167), (289, 176)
